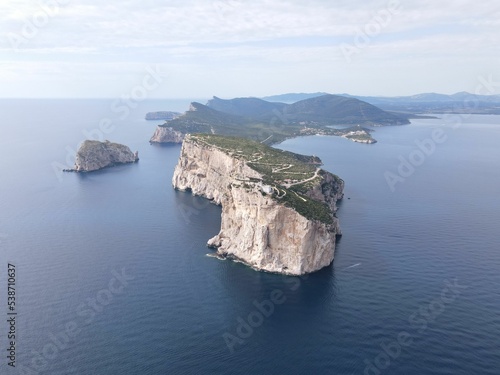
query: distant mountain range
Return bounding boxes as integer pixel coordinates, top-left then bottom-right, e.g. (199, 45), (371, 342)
(207, 96), (287, 121)
(262, 92), (330, 103)
(153, 94), (411, 144)
(263, 92), (500, 114)
(207, 94), (409, 126)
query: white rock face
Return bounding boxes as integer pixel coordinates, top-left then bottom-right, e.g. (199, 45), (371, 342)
(150, 126), (185, 144)
(172, 135), (344, 275)
(74, 140), (138, 172)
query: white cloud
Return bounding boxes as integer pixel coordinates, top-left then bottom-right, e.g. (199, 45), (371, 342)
(0, 0), (498, 97)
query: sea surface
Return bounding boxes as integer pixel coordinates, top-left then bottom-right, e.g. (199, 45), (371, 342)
(0, 99), (499, 375)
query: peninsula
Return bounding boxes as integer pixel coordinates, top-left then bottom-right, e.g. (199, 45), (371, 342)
(172, 134), (344, 275)
(145, 111), (181, 121)
(150, 94), (410, 145)
(66, 140), (139, 172)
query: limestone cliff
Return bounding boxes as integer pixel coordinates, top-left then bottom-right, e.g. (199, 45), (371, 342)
(172, 134), (344, 275)
(71, 140), (138, 172)
(150, 126), (185, 144)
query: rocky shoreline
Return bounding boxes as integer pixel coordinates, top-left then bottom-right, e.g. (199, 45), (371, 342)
(150, 126), (185, 144)
(64, 140), (139, 172)
(172, 134), (344, 275)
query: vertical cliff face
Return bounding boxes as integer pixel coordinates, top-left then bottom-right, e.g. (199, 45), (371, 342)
(172, 134), (344, 275)
(150, 126), (185, 144)
(73, 140), (139, 172)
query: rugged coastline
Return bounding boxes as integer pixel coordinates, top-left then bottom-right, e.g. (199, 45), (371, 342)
(172, 134), (344, 275)
(65, 140), (139, 172)
(148, 94), (394, 145)
(150, 126), (185, 144)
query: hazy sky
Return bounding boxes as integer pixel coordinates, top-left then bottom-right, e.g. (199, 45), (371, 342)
(1, 0), (499, 98)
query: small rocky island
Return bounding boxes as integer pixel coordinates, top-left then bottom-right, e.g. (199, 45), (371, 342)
(172, 134), (344, 275)
(66, 140), (139, 172)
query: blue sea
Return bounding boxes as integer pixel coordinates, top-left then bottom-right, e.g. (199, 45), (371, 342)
(0, 99), (499, 375)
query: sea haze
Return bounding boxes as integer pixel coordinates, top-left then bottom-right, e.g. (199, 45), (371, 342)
(0, 99), (499, 374)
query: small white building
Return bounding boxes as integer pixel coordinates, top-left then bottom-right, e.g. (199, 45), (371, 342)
(261, 185), (273, 194)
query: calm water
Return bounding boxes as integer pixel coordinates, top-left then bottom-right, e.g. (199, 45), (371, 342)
(0, 100), (499, 374)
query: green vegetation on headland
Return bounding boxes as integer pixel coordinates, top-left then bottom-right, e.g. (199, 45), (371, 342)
(190, 134), (340, 224)
(145, 111), (180, 120)
(158, 94), (411, 145)
(165, 94), (411, 222)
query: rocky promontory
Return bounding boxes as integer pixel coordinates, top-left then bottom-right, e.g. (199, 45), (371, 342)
(150, 126), (185, 144)
(172, 134), (344, 275)
(145, 111), (180, 121)
(341, 125), (378, 144)
(68, 140), (139, 172)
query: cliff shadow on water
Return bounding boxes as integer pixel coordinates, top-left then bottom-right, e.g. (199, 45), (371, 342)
(217, 259), (338, 305)
(172, 184), (339, 307)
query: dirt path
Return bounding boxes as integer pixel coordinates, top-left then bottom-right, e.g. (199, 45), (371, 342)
(283, 168), (320, 188)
